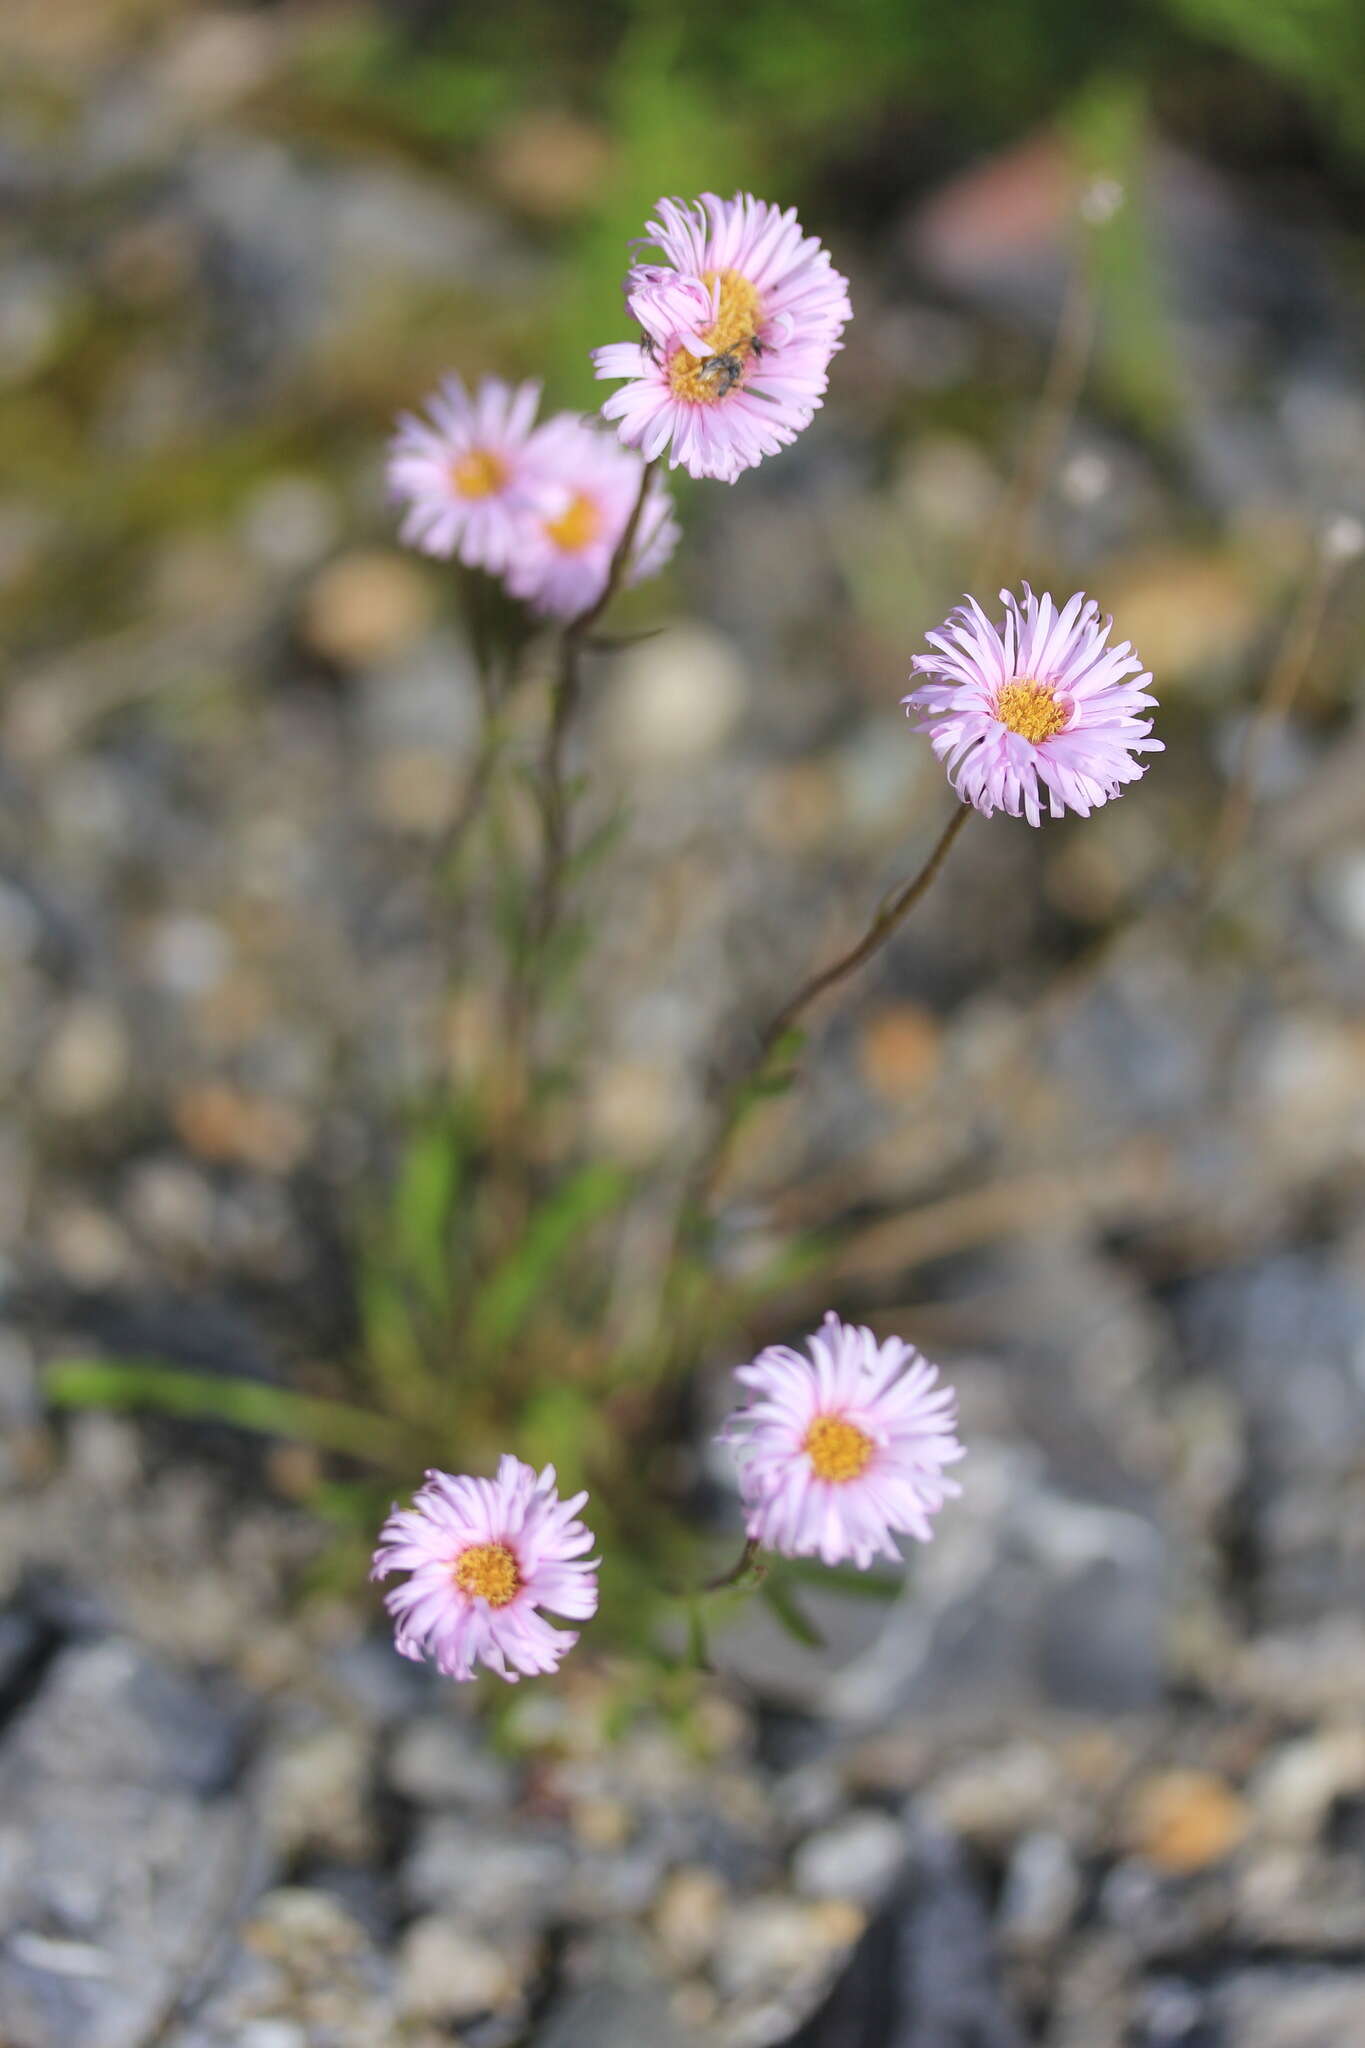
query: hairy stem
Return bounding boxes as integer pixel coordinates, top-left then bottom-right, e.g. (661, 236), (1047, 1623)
(679, 801), (972, 1239)
(511, 459), (658, 1044)
(702, 1536), (762, 1593)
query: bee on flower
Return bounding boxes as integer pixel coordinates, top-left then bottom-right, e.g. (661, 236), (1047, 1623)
(593, 193), (852, 483)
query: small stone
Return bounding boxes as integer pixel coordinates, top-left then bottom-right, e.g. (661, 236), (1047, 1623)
(37, 999), (130, 1117)
(927, 1743), (1064, 1848)
(999, 1830), (1082, 1947)
(46, 1201), (131, 1286)
(240, 474), (339, 572)
(263, 1721), (373, 1862)
(365, 748), (460, 835)
(587, 1059), (685, 1159)
(791, 1808), (905, 1905)
(713, 1895), (858, 2001)
(396, 1916), (523, 2024)
(300, 551), (434, 668)
(1124, 1770), (1251, 1874)
(652, 1866), (728, 1970)
(238, 2025), (308, 2048)
(402, 1816), (571, 1925)
(604, 623), (748, 770)
(386, 1716), (514, 1811)
(571, 1796), (633, 1851)
(145, 915), (231, 997)
(174, 1084), (308, 1172)
(856, 1004), (942, 1100)
(125, 1158), (215, 1257)
(1253, 1727), (1365, 1843)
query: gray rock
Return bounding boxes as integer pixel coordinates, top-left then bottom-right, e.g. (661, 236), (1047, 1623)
(534, 1927), (696, 2048)
(787, 1818), (1024, 2047)
(162, 1888), (394, 2048)
(792, 1810), (907, 1906)
(385, 1710), (514, 1811)
(1138, 1966), (1365, 2047)
(401, 1814), (571, 1926)
(0, 1638), (255, 2048)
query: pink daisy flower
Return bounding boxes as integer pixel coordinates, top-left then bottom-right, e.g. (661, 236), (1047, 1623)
(508, 414), (679, 619)
(371, 1456), (598, 1683)
(904, 585), (1162, 826)
(721, 1313), (965, 1570)
(592, 192), (852, 483)
(387, 375), (543, 571)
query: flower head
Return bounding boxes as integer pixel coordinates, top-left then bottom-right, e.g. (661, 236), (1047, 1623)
(372, 1456), (598, 1682)
(508, 414), (678, 618)
(592, 192), (851, 483)
(388, 376), (543, 571)
(721, 1313), (964, 1569)
(904, 585), (1161, 825)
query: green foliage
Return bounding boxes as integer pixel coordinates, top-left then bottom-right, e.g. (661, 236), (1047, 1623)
(45, 1360), (414, 1466)
(470, 1160), (631, 1357)
(1163, 0), (1365, 150)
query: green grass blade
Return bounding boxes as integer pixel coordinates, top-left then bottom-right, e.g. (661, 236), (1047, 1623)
(45, 1358), (412, 1467)
(470, 1160), (629, 1356)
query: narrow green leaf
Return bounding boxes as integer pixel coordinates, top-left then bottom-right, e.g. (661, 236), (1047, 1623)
(470, 1160), (629, 1355)
(759, 1574), (826, 1649)
(391, 1123), (463, 1314)
(784, 1558), (904, 1601)
(45, 1359), (411, 1467)
(685, 1595), (710, 1671)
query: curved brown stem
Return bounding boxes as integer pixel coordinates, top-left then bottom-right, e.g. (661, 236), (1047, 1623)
(702, 1536), (763, 1593)
(680, 802), (972, 1231)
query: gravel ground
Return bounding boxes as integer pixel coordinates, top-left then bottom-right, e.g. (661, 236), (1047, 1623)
(3, 9), (1365, 2045)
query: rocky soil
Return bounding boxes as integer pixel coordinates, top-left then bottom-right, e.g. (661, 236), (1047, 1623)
(3, 7), (1365, 2044)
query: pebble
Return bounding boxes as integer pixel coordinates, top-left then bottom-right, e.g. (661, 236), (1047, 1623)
(1123, 1770), (1251, 1875)
(712, 1894), (862, 2002)
(652, 1866), (728, 1971)
(299, 550), (434, 668)
(999, 1830), (1083, 1947)
(386, 1714), (514, 1811)
(791, 1808), (905, 1905)
(402, 1815), (572, 1925)
(396, 1915), (525, 2024)
(263, 1719), (374, 1862)
(1252, 1727), (1365, 1843)
(603, 622), (748, 770)
(37, 998), (131, 1117)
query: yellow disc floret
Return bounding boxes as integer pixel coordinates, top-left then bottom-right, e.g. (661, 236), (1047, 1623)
(544, 491), (603, 553)
(451, 449), (507, 499)
(668, 268), (764, 404)
(995, 679), (1069, 744)
(453, 1541), (521, 1608)
(804, 1414), (875, 1484)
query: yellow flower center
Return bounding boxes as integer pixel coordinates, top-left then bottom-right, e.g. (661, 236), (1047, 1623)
(451, 448), (507, 499)
(804, 1415), (875, 1484)
(544, 490), (602, 553)
(995, 678), (1069, 744)
(668, 268), (763, 405)
(453, 1541), (521, 1608)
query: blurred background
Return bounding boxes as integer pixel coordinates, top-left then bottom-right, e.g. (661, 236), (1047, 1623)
(3, 2), (1365, 2044)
